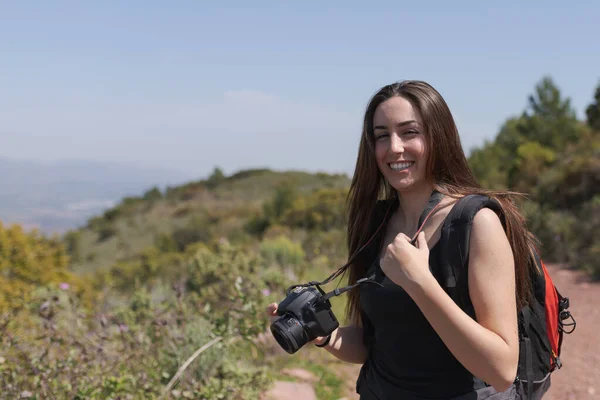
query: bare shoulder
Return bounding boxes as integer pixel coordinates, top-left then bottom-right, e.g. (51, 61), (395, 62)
(469, 206), (514, 271)
(471, 207), (506, 240)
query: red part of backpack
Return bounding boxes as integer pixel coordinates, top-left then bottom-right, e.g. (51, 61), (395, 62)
(541, 260), (561, 368)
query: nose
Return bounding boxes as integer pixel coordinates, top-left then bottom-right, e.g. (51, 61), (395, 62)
(389, 133), (404, 154)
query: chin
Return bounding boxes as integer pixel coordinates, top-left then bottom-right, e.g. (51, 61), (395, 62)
(387, 177), (427, 194)
(389, 180), (415, 192)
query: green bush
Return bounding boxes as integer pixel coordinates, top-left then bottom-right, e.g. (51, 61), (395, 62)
(0, 254), (275, 399)
(568, 196), (600, 276)
(260, 236), (305, 268)
(282, 188), (348, 231)
(171, 215), (214, 251)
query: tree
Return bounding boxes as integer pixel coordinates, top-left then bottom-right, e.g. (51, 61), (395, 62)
(508, 141), (556, 193)
(475, 77), (588, 192)
(535, 132), (600, 209)
(142, 186), (163, 201)
(263, 182), (297, 222)
(586, 81), (600, 131)
(206, 167), (226, 189)
(243, 182), (298, 237)
(519, 76), (583, 151)
(469, 119), (521, 190)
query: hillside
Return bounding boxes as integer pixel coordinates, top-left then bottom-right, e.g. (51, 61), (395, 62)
(1, 166), (354, 399)
(66, 168), (351, 274)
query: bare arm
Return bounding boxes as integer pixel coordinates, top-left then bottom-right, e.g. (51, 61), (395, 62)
(407, 208), (519, 391)
(313, 324), (368, 364)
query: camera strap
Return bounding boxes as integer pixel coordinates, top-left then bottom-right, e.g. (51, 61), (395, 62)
(317, 190), (445, 301)
(318, 276), (382, 302)
(287, 190), (445, 299)
(411, 190), (445, 245)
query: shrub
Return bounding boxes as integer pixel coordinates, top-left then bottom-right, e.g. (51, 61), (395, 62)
(260, 236), (305, 268)
(0, 222), (73, 313)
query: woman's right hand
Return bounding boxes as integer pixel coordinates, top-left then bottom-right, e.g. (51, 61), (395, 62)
(266, 302), (280, 324)
(265, 302), (329, 346)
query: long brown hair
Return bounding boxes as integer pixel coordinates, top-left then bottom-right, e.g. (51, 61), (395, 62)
(345, 80), (537, 325)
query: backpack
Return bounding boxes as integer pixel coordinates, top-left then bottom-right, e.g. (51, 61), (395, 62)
(438, 194), (576, 400)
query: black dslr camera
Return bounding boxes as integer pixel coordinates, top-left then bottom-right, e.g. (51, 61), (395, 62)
(270, 285), (338, 354)
(270, 277), (380, 354)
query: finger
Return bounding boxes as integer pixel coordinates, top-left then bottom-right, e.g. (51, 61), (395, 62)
(266, 302), (278, 316)
(392, 233), (410, 247)
(395, 232), (410, 241)
(310, 336), (328, 345)
(417, 232), (428, 249)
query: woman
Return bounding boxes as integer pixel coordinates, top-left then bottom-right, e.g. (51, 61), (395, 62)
(267, 80), (537, 399)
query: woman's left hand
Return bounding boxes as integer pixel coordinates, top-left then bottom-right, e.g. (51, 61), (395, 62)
(380, 231), (433, 291)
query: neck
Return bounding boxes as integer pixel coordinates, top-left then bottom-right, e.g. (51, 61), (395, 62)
(396, 182), (436, 231)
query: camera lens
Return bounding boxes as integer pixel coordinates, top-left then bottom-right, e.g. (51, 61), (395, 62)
(270, 316), (308, 354)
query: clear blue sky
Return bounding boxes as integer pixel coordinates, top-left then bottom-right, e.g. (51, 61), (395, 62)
(1, 1), (598, 180)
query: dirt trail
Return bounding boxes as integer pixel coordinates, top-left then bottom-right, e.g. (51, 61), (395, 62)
(263, 264), (599, 399)
(542, 264), (599, 399)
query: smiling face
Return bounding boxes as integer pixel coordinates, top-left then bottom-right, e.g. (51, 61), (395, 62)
(373, 96), (429, 193)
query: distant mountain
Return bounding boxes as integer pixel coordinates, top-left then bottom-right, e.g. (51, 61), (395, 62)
(0, 157), (191, 234)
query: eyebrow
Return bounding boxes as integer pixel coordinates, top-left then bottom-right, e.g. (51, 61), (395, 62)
(373, 120), (417, 130)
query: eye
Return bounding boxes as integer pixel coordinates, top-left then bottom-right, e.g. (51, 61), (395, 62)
(402, 130), (419, 138)
(375, 133), (389, 140)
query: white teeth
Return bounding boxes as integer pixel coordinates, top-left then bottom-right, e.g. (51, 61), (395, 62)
(389, 162), (414, 171)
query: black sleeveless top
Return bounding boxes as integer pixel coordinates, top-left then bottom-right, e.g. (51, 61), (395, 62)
(356, 210), (482, 399)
